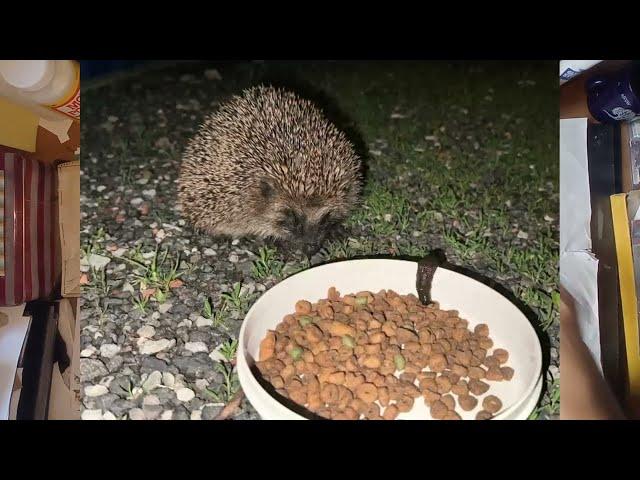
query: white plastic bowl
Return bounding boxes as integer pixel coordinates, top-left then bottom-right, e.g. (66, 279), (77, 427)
(238, 259), (543, 420)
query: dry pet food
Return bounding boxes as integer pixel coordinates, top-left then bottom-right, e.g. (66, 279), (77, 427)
(256, 287), (514, 420)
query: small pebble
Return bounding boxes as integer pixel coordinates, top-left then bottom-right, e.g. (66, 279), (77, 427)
(81, 409), (103, 420)
(128, 408), (146, 420)
(176, 388), (195, 402)
(185, 342), (208, 353)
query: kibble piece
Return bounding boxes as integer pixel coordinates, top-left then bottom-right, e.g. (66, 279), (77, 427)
(423, 389), (441, 406)
(399, 372), (416, 384)
(500, 366), (515, 380)
(441, 394), (455, 411)
(468, 366), (486, 379)
(382, 404), (399, 420)
(430, 400), (448, 420)
(259, 331), (276, 361)
(458, 395), (478, 411)
(397, 395), (414, 413)
(493, 348), (509, 364)
(329, 321), (356, 337)
(289, 389), (307, 405)
(476, 410), (493, 420)
(364, 403), (381, 419)
(328, 287), (340, 301)
(271, 376), (285, 389)
(428, 353), (448, 372)
(355, 382), (378, 403)
(362, 355), (382, 369)
(486, 366), (504, 381)
(318, 304), (334, 320)
(320, 383), (339, 404)
(435, 375), (452, 394)
(474, 323), (490, 337)
(478, 337), (493, 349)
(483, 355), (500, 368)
(468, 379), (490, 396)
(295, 300), (312, 315)
(451, 380), (469, 397)
(396, 327), (419, 344)
(482, 395), (502, 414)
(328, 371), (346, 384)
(443, 411), (462, 420)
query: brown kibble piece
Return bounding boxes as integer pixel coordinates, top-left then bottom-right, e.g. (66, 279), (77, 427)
(486, 366), (504, 381)
(476, 410), (492, 420)
(328, 371), (346, 384)
(423, 389), (441, 405)
(397, 395), (414, 413)
(329, 321), (356, 337)
(468, 379), (490, 396)
(320, 383), (339, 404)
(430, 400), (448, 420)
(451, 380), (469, 397)
(468, 366), (486, 379)
(435, 375), (452, 394)
(396, 327), (419, 344)
(482, 395), (502, 414)
(259, 331), (276, 361)
(328, 287), (340, 301)
(382, 404), (399, 420)
(441, 394), (455, 411)
(443, 411), (462, 420)
(500, 366), (515, 380)
(428, 353), (448, 372)
(493, 348), (509, 364)
(378, 386), (390, 406)
(458, 395), (478, 411)
(295, 300), (312, 315)
(355, 382), (378, 403)
(474, 323), (489, 336)
(362, 355), (382, 369)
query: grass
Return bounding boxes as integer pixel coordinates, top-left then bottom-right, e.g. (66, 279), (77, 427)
(529, 376), (560, 419)
(251, 246), (284, 280)
(206, 338), (240, 403)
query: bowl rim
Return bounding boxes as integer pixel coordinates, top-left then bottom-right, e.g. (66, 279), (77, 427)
(238, 258), (543, 420)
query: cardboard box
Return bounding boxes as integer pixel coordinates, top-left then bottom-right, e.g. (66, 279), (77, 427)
(57, 161), (80, 297)
(47, 297), (80, 420)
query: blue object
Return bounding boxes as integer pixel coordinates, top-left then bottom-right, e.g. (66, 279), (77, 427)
(80, 60), (148, 79)
(587, 64), (640, 123)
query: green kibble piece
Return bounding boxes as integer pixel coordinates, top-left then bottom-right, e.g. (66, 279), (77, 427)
(342, 335), (356, 348)
(355, 297), (368, 307)
(298, 315), (313, 327)
(290, 347), (303, 360)
(394, 354), (406, 371)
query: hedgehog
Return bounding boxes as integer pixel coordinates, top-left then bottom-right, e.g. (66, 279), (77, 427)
(178, 85), (362, 255)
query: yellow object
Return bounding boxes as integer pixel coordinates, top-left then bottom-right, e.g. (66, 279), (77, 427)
(0, 96), (38, 152)
(610, 193), (640, 412)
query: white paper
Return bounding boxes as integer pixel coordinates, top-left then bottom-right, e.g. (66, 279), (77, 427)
(38, 117), (72, 143)
(559, 60), (603, 85)
(559, 118), (603, 372)
(0, 305), (31, 420)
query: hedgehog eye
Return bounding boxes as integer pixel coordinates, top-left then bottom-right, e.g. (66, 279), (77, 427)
(278, 208), (304, 234)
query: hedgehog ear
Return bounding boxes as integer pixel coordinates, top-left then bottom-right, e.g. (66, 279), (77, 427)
(259, 180), (275, 200)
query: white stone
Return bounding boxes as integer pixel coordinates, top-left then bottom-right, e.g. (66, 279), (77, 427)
(160, 410), (173, 420)
(209, 349), (226, 363)
(158, 302), (173, 314)
(383, 213), (392, 222)
(99, 343), (120, 359)
(81, 409), (103, 420)
(517, 230), (529, 239)
(84, 385), (109, 397)
(96, 185), (106, 192)
(185, 341), (208, 354)
(142, 370), (162, 391)
(80, 347), (96, 358)
(102, 411), (117, 420)
(190, 409), (202, 420)
(130, 197), (144, 207)
(176, 387), (195, 402)
(137, 325), (156, 338)
(142, 394), (160, 406)
(204, 248), (217, 256)
(162, 372), (175, 388)
(112, 248), (127, 257)
(128, 408), (146, 420)
(139, 338), (175, 355)
(195, 317), (213, 328)
(195, 379), (210, 391)
(228, 254), (239, 263)
(142, 189), (156, 198)
(86, 253), (111, 270)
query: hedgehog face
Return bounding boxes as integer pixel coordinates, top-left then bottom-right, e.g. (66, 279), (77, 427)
(256, 180), (348, 256)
